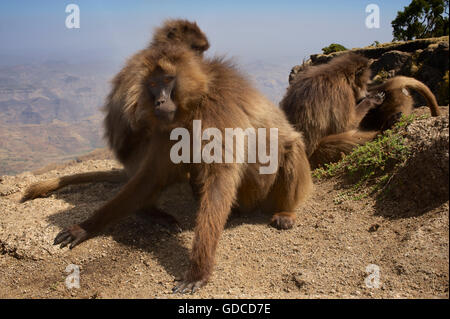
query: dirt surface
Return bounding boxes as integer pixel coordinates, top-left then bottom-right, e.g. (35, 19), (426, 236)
(0, 108), (448, 299)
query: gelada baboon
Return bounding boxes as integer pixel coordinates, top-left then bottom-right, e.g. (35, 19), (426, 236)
(280, 52), (382, 168)
(28, 44), (313, 293)
(22, 19), (210, 205)
(360, 76), (442, 131)
(150, 19), (209, 55)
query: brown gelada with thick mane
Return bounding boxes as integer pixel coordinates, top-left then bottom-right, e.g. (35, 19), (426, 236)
(22, 21), (313, 294)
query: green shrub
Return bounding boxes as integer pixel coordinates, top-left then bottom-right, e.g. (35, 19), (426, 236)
(321, 43), (348, 55)
(313, 114), (427, 200)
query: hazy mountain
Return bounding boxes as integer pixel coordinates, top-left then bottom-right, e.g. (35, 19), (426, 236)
(240, 56), (300, 104)
(0, 57), (298, 175)
(0, 62), (113, 125)
(0, 61), (115, 175)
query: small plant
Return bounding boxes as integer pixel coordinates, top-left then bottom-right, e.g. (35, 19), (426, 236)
(322, 43), (348, 55)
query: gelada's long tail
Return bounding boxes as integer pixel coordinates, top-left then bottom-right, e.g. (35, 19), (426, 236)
(21, 170), (127, 202)
(371, 76), (441, 116)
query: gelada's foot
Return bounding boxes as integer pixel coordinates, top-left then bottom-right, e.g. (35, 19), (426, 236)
(172, 270), (209, 294)
(270, 212), (295, 230)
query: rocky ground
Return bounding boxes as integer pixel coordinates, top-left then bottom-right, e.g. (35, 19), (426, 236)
(0, 107), (448, 299)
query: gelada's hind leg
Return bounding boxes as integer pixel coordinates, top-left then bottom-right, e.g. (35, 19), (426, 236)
(136, 205), (182, 232)
(381, 112), (403, 131)
(265, 139), (313, 230)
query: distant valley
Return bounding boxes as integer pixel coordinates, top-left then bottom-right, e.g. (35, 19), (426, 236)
(0, 61), (112, 175)
(0, 57), (299, 175)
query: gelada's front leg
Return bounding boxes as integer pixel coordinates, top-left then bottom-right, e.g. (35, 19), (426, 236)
(173, 166), (240, 293)
(350, 91), (386, 129)
(54, 180), (161, 249)
(54, 150), (166, 249)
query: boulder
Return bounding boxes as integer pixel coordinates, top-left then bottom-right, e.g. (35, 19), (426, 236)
(383, 115), (449, 213)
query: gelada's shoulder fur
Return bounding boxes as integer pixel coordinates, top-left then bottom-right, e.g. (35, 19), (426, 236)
(296, 52), (369, 80)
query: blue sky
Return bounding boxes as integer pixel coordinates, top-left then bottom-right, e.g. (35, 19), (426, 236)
(0, 0), (412, 64)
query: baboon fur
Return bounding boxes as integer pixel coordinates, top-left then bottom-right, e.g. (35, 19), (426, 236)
(150, 19), (210, 55)
(280, 52), (379, 168)
(360, 76), (442, 131)
(27, 44), (313, 293)
(21, 19), (211, 203)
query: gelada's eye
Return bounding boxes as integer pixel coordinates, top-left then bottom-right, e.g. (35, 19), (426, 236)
(163, 76), (175, 84)
(149, 82), (156, 87)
